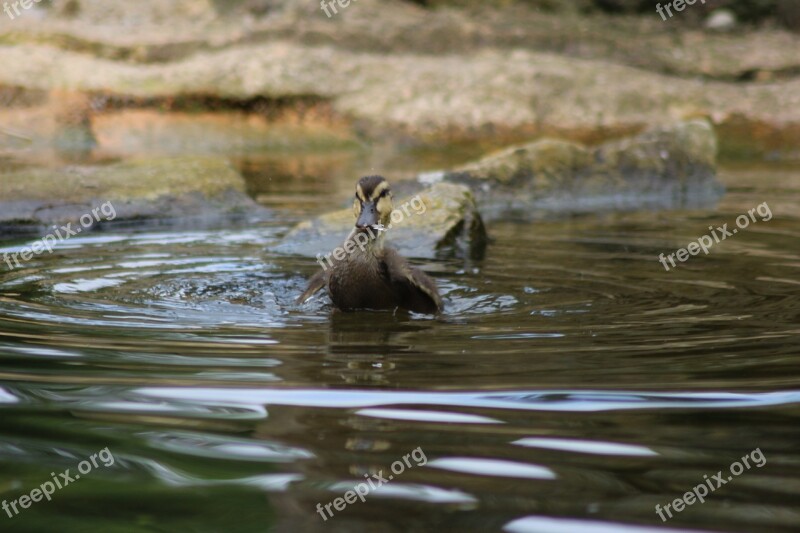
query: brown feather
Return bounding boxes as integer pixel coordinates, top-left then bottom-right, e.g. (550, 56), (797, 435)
(296, 269), (328, 304)
(382, 248), (443, 314)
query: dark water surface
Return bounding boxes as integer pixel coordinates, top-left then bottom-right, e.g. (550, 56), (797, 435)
(1, 160), (799, 533)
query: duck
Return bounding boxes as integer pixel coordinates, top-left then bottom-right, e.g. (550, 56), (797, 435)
(297, 175), (443, 314)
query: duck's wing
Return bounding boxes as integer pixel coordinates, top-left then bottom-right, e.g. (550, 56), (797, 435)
(382, 248), (443, 314)
(296, 269), (328, 304)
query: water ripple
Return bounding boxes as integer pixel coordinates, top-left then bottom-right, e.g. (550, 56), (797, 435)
(134, 388), (800, 412)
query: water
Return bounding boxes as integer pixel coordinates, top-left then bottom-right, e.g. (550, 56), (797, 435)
(1, 158), (799, 532)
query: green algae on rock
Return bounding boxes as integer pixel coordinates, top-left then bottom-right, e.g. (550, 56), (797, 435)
(0, 156), (265, 237)
(434, 119), (723, 219)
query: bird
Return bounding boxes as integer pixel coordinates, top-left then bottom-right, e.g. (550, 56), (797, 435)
(297, 175), (443, 314)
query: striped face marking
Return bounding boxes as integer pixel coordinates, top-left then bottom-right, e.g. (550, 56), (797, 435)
(368, 181), (390, 201)
(354, 176), (393, 224)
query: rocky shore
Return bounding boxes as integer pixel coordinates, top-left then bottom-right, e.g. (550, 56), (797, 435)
(0, 0), (798, 157)
(0, 0), (789, 250)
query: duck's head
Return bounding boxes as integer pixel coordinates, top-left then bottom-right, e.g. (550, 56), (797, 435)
(353, 175), (393, 233)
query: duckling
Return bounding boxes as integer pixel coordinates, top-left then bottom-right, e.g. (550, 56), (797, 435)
(297, 175), (443, 314)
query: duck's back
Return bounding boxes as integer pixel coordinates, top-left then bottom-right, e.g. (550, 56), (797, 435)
(328, 247), (442, 314)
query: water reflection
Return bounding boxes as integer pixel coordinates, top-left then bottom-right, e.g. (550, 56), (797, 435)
(1, 164), (799, 531)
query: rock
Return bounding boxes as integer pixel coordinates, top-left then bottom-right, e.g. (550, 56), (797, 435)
(0, 86), (358, 157)
(277, 120), (721, 256)
(431, 119), (723, 220)
(0, 157), (266, 237)
(706, 9), (737, 32)
(276, 182), (487, 259)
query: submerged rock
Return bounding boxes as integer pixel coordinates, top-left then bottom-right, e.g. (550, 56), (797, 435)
(276, 182), (487, 260)
(0, 156), (266, 238)
(429, 119), (723, 220)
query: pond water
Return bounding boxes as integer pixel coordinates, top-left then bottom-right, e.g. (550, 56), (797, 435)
(0, 155), (799, 532)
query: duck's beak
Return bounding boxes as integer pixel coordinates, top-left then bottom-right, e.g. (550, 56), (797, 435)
(355, 201), (379, 230)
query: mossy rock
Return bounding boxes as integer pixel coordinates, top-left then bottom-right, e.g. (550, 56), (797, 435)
(0, 156), (266, 238)
(276, 182), (487, 260)
(436, 119), (723, 219)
